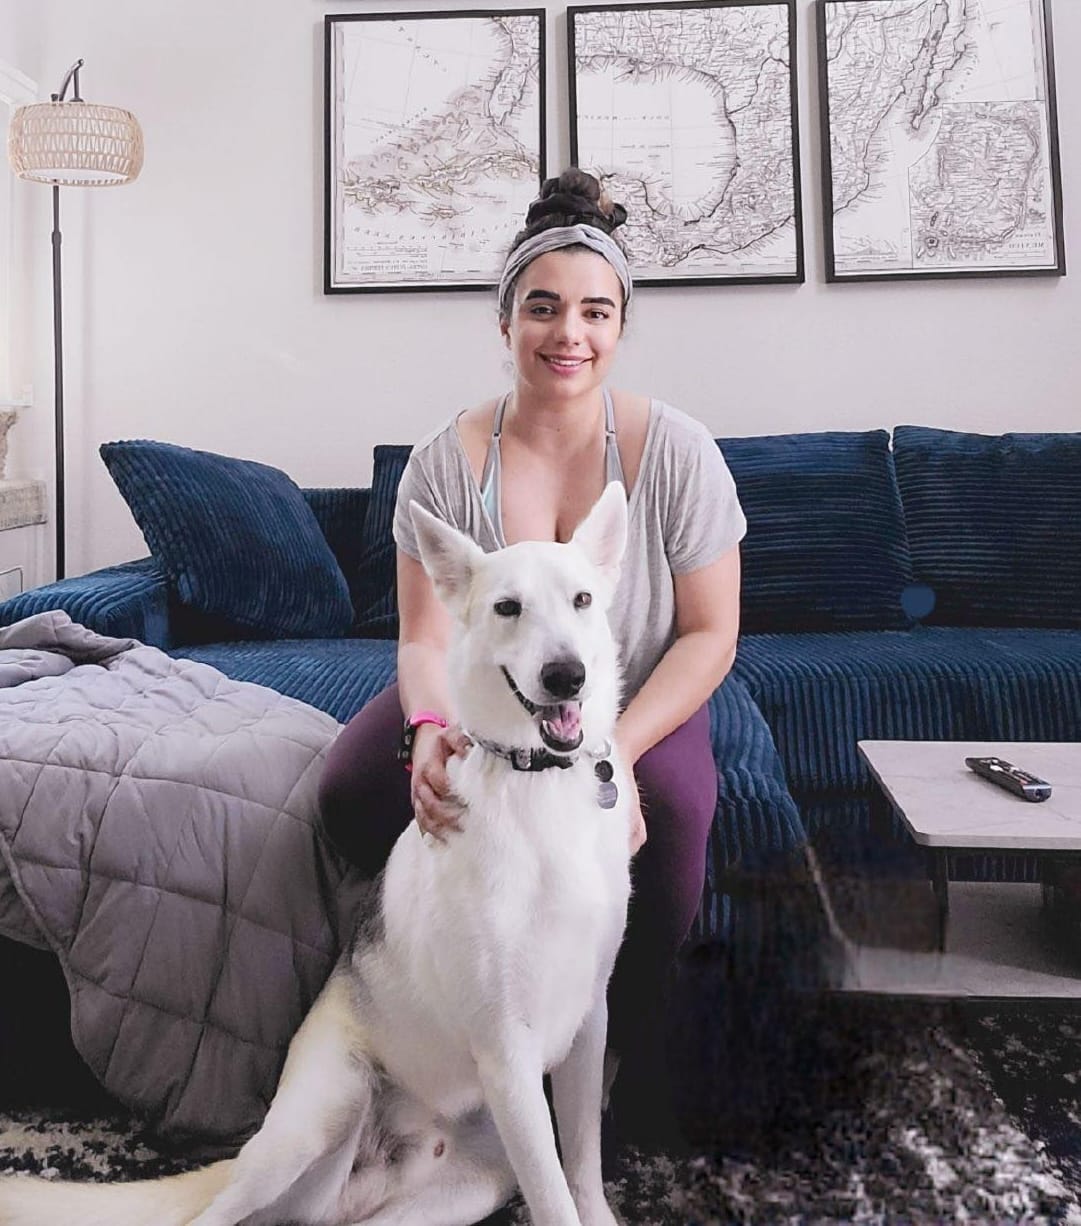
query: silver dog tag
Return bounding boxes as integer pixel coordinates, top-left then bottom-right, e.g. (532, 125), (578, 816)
(595, 760), (618, 809)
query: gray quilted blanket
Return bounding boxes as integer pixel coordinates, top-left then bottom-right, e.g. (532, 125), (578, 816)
(0, 612), (359, 1146)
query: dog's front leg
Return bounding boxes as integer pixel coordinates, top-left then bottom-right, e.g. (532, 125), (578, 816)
(474, 1033), (581, 1226)
(550, 998), (618, 1226)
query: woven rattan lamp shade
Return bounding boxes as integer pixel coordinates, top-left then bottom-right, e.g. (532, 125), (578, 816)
(8, 100), (143, 186)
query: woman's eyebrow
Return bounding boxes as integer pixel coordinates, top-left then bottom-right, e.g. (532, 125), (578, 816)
(522, 288), (616, 307)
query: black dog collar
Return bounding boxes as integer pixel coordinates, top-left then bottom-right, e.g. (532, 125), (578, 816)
(470, 734), (576, 772)
(467, 733), (619, 807)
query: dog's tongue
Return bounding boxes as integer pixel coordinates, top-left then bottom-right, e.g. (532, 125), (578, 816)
(540, 701), (582, 746)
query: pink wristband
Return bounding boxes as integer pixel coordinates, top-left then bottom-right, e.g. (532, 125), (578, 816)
(399, 711), (449, 773)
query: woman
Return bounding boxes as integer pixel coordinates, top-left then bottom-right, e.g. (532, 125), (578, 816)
(319, 168), (746, 1144)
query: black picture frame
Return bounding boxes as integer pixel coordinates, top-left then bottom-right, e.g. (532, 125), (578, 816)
(324, 9), (547, 295)
(818, 0), (1066, 282)
(568, 0), (804, 287)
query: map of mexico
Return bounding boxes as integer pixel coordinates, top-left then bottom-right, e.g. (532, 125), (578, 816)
(569, 1), (803, 283)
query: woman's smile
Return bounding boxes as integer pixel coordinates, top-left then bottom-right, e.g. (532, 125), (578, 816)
(539, 353), (591, 375)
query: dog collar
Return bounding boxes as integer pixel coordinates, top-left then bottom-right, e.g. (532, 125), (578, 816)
(466, 733), (619, 806)
(469, 733), (576, 771)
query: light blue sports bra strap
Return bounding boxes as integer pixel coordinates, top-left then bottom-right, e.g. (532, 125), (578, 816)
(479, 395), (507, 532)
(603, 388), (627, 490)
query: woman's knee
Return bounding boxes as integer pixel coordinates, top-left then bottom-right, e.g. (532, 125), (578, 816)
(316, 763), (363, 849)
(316, 686), (409, 871)
(628, 706), (718, 945)
(635, 705), (717, 845)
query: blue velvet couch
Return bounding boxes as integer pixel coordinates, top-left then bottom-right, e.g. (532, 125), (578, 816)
(4, 423), (1081, 914)
(3, 423), (1080, 1127)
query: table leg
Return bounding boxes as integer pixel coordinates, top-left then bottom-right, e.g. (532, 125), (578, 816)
(928, 849), (949, 952)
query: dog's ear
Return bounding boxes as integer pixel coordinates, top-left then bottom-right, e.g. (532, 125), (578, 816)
(410, 502), (484, 613)
(571, 482), (627, 587)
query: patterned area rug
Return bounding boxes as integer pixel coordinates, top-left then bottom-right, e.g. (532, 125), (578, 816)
(4, 998), (1081, 1223)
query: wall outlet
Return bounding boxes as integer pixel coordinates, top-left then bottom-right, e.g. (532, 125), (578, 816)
(0, 567), (23, 600)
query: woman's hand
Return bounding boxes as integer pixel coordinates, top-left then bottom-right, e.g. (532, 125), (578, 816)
(410, 723), (472, 842)
(613, 730), (648, 856)
(628, 784), (647, 856)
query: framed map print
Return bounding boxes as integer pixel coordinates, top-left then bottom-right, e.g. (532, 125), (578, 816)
(325, 10), (546, 293)
(818, 0), (1065, 281)
(568, 0), (804, 286)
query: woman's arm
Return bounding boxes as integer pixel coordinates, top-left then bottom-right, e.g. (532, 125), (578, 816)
(396, 548), (471, 839)
(397, 548), (455, 723)
(615, 545), (741, 766)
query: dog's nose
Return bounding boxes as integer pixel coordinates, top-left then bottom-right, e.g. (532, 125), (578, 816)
(541, 659), (585, 700)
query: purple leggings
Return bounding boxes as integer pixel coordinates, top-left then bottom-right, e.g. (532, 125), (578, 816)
(317, 685), (718, 1059)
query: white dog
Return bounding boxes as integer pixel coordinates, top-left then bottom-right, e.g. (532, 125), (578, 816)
(0, 483), (633, 1226)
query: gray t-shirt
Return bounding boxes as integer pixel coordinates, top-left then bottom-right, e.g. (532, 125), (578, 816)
(393, 399), (746, 701)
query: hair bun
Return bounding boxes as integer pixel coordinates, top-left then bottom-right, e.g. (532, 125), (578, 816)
(523, 169), (627, 236)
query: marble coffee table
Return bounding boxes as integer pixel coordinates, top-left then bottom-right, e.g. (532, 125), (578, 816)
(817, 741), (1081, 997)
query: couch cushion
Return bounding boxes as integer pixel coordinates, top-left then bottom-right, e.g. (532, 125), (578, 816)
(733, 627), (1081, 799)
(894, 425), (1081, 628)
(303, 487), (371, 618)
(353, 446), (412, 637)
(699, 674), (821, 983)
(718, 431), (912, 632)
(101, 440), (354, 640)
(0, 559), (170, 647)
(706, 674), (806, 872)
(170, 638), (397, 724)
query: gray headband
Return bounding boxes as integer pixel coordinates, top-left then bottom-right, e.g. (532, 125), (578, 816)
(498, 224), (633, 320)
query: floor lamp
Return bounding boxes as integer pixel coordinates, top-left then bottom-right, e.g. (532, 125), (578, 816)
(7, 59), (142, 580)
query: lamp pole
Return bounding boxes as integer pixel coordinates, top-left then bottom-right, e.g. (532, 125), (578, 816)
(50, 182), (65, 579)
(8, 58), (142, 582)
(45, 60), (85, 581)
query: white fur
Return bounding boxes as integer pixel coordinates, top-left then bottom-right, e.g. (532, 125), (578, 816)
(0, 483), (633, 1226)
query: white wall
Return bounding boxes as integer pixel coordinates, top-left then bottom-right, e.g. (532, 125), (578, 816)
(1, 5), (46, 482)
(0, 7), (50, 587)
(3, 0), (1079, 577)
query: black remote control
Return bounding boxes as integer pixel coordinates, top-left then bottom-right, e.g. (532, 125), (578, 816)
(965, 756), (1052, 802)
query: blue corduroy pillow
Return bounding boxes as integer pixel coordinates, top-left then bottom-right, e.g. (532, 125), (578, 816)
(894, 425), (1081, 627)
(717, 430), (913, 632)
(353, 444), (412, 637)
(100, 440), (354, 639)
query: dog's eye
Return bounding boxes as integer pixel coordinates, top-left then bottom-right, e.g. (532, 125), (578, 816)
(574, 591), (592, 610)
(494, 598), (522, 618)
